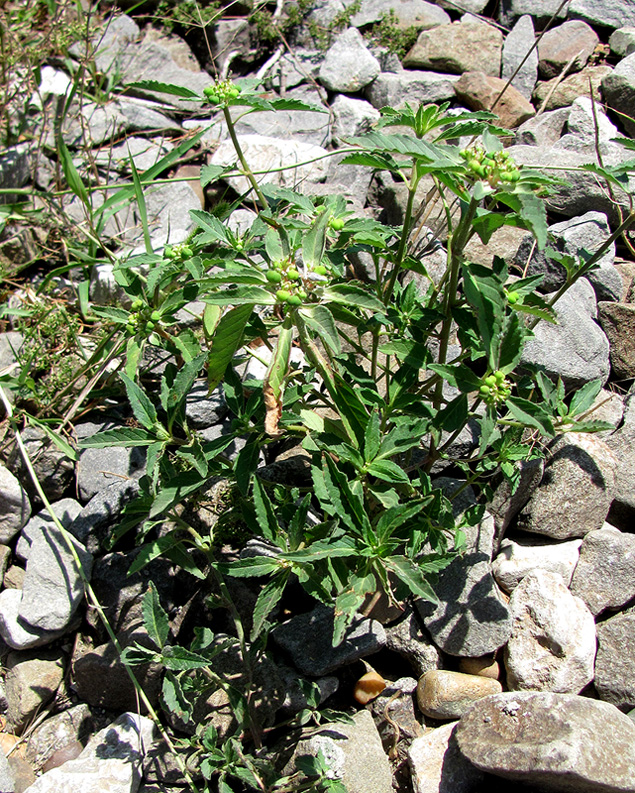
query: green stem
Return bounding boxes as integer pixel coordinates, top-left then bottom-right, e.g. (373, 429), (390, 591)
(223, 106), (268, 207)
(383, 172), (417, 302)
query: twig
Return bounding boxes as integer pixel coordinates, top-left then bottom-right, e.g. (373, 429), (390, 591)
(537, 51), (584, 116)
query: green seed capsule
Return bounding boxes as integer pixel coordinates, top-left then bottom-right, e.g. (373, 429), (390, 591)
(146, 321), (155, 332)
(287, 294), (303, 306)
(150, 310), (161, 322)
(276, 289), (291, 302)
(131, 299), (143, 311)
(468, 159), (481, 172)
(266, 270), (283, 284)
(314, 265), (328, 276)
(287, 268), (300, 280)
(507, 291), (520, 304)
(495, 370), (505, 383)
(479, 385), (491, 396)
(297, 289), (308, 300)
(485, 375), (497, 387)
(330, 217), (345, 231)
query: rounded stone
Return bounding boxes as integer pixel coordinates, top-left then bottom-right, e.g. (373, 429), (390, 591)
(458, 656), (500, 680)
(416, 670), (502, 720)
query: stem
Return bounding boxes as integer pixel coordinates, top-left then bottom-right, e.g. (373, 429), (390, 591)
(383, 172), (418, 302)
(223, 106), (268, 207)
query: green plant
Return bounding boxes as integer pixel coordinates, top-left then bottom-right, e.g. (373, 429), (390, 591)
(366, 10), (419, 59)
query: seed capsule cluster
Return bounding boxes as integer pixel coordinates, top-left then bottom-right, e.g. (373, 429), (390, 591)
(479, 370), (512, 406)
(203, 80), (241, 106)
(266, 259), (313, 307)
(164, 243), (193, 262)
(460, 145), (521, 187)
(126, 299), (162, 335)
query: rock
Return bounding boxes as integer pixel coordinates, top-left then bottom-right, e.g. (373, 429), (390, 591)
(184, 382), (226, 429)
(520, 278), (610, 390)
(367, 677), (422, 751)
(610, 27), (635, 57)
(76, 421), (146, 502)
(271, 603), (385, 676)
(26, 704), (96, 772)
(331, 95), (380, 142)
(416, 670), (502, 720)
(5, 649), (65, 735)
(570, 525), (635, 616)
(505, 570), (596, 693)
(517, 431), (617, 540)
(599, 302), (635, 378)
(514, 107), (570, 146)
(487, 457), (544, 541)
(533, 64), (612, 111)
(15, 498), (83, 562)
(569, 0), (635, 30)
(0, 331), (23, 372)
(557, 97), (620, 155)
(94, 137), (173, 174)
(289, 709), (393, 793)
(62, 100), (127, 147)
(350, 0), (450, 28)
(492, 537), (582, 593)
(0, 749), (14, 793)
(24, 713), (154, 793)
(403, 20), (503, 77)
(456, 691), (635, 792)
(211, 135), (328, 198)
(606, 386), (635, 527)
(384, 612), (441, 677)
(454, 72), (535, 129)
(116, 97), (181, 133)
(0, 465), (30, 545)
(269, 49), (322, 91)
(365, 70), (459, 109)
(68, 479), (140, 555)
(0, 545), (10, 581)
(0, 589), (66, 651)
(463, 225), (528, 268)
(17, 526), (92, 633)
(515, 210), (621, 301)
(595, 609), (635, 709)
(501, 15), (538, 100)
(458, 656), (500, 679)
(416, 512), (512, 657)
(318, 28), (380, 92)
(84, 13), (140, 74)
(538, 20), (599, 80)
(0, 145), (31, 204)
(408, 721), (484, 793)
(3, 566), (23, 590)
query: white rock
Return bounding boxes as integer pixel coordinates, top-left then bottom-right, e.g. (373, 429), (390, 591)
(492, 537), (582, 593)
(318, 28), (381, 93)
(0, 464), (30, 544)
(331, 95), (380, 142)
(0, 589), (66, 651)
(408, 722), (484, 793)
(505, 570), (596, 693)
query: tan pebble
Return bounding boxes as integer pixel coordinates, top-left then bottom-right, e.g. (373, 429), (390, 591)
(417, 670), (502, 720)
(354, 671), (387, 704)
(42, 740), (83, 773)
(459, 656), (500, 680)
(0, 732), (26, 759)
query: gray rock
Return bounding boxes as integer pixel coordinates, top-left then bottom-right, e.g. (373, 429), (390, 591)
(499, 0), (569, 28)
(5, 649), (65, 734)
(502, 15), (538, 100)
(69, 478), (140, 555)
(93, 137), (173, 174)
(62, 100), (127, 147)
(569, 0), (635, 30)
(610, 27), (635, 57)
(84, 13), (140, 74)
(0, 145), (31, 204)
(0, 465), (30, 545)
(0, 332), (23, 372)
(559, 97), (620, 153)
(533, 64), (612, 111)
(538, 20), (598, 80)
(26, 704), (96, 771)
(599, 301), (635, 379)
(606, 386), (635, 528)
(514, 107), (569, 146)
(438, 0), (489, 10)
(289, 710), (393, 793)
(384, 612), (441, 677)
(331, 95), (380, 142)
(318, 28), (380, 92)
(487, 457), (544, 541)
(184, 381), (226, 429)
(308, 0), (359, 28)
(505, 570), (596, 693)
(15, 498), (82, 562)
(271, 604), (386, 676)
(571, 526), (635, 616)
(520, 278), (610, 390)
(456, 691), (635, 792)
(350, 0), (450, 28)
(18, 525), (92, 633)
(76, 421), (146, 502)
(365, 70), (459, 109)
(596, 609), (635, 709)
(269, 49), (322, 91)
(518, 431), (617, 540)
(25, 712), (154, 793)
(492, 537), (582, 593)
(0, 749), (14, 793)
(403, 20), (503, 77)
(116, 97), (181, 133)
(416, 512), (512, 657)
(408, 721), (484, 793)
(0, 589), (66, 651)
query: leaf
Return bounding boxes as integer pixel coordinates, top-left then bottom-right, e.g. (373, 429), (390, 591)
(506, 396), (555, 437)
(200, 164), (230, 188)
(219, 556), (282, 577)
(250, 572), (289, 641)
(203, 286), (277, 306)
(234, 436), (261, 495)
(518, 192), (548, 250)
(207, 304), (254, 392)
(462, 265), (504, 371)
(161, 645), (215, 671)
(302, 206), (331, 269)
(190, 209), (230, 243)
(162, 671), (192, 724)
(497, 312), (525, 374)
(128, 533), (188, 575)
(299, 305), (340, 355)
(26, 418), (77, 462)
(386, 556), (438, 603)
(142, 581), (169, 650)
(167, 352), (208, 412)
(568, 378), (603, 418)
(58, 138), (89, 206)
(428, 363), (481, 393)
(375, 501), (424, 542)
(363, 409), (381, 463)
(263, 319), (293, 436)
(322, 284), (384, 313)
(78, 427), (158, 447)
(125, 80), (201, 98)
(252, 476), (280, 541)
(149, 471), (208, 519)
(176, 435), (208, 477)
(434, 393), (468, 433)
(366, 459), (411, 485)
(120, 373), (158, 430)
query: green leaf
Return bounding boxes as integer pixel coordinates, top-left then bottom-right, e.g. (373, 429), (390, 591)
(162, 671), (192, 724)
(167, 352), (208, 412)
(497, 312), (525, 374)
(363, 409), (381, 463)
(518, 192), (548, 250)
(568, 378), (603, 418)
(58, 138), (89, 206)
(302, 206), (331, 269)
(207, 304), (253, 392)
(252, 476), (280, 542)
(200, 164), (231, 188)
(322, 283), (384, 313)
(142, 581), (169, 650)
(264, 318), (293, 436)
(191, 209), (230, 243)
(506, 396), (555, 437)
(250, 572), (289, 641)
(149, 471), (208, 519)
(161, 645), (214, 671)
(124, 335), (144, 380)
(375, 501), (424, 542)
(462, 265), (504, 371)
(434, 393), (469, 433)
(265, 226), (290, 262)
(366, 459), (410, 485)
(175, 435), (208, 477)
(125, 80), (201, 98)
(120, 373), (158, 430)
(234, 437), (261, 495)
(220, 556), (282, 577)
(26, 418), (77, 462)
(299, 305), (340, 355)
(386, 556), (438, 603)
(128, 533), (188, 575)
(428, 363), (481, 393)
(203, 286), (277, 306)
(78, 427), (158, 448)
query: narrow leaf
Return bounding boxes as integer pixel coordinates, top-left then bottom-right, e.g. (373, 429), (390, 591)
(142, 582), (169, 650)
(207, 304), (253, 392)
(120, 372), (157, 430)
(250, 572), (289, 641)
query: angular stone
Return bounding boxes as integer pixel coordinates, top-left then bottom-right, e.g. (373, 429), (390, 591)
(505, 570), (596, 693)
(0, 749), (14, 793)
(331, 95), (380, 142)
(76, 422), (146, 502)
(271, 604), (385, 676)
(416, 513), (512, 657)
(569, 0), (635, 30)
(318, 28), (380, 92)
(26, 704), (96, 771)
(24, 713), (154, 793)
(350, 0), (450, 29)
(606, 386), (635, 527)
(610, 27), (635, 57)
(493, 537), (582, 593)
(498, 0), (569, 27)
(384, 612), (441, 677)
(518, 431), (617, 540)
(454, 72), (535, 129)
(487, 457), (544, 541)
(0, 589), (66, 651)
(408, 721), (484, 793)
(520, 278), (610, 390)
(68, 479), (140, 555)
(416, 670), (502, 720)
(571, 526), (635, 616)
(5, 649), (65, 734)
(16, 498), (83, 562)
(557, 97), (620, 155)
(365, 70), (459, 110)
(502, 15), (538, 100)
(116, 97), (181, 133)
(538, 20), (599, 80)
(85, 13), (140, 74)
(596, 609), (635, 709)
(403, 20), (503, 77)
(456, 691), (635, 792)
(533, 64), (612, 111)
(599, 302), (635, 379)
(0, 465), (30, 545)
(514, 107), (569, 146)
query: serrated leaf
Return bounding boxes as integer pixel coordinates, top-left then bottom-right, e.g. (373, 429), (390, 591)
(142, 581), (169, 650)
(299, 305), (340, 355)
(322, 284), (384, 313)
(302, 206), (330, 269)
(518, 192), (548, 250)
(207, 304), (253, 392)
(203, 286), (276, 306)
(190, 209), (230, 243)
(200, 164), (230, 187)
(162, 671), (192, 724)
(168, 352), (207, 411)
(149, 471), (208, 518)
(219, 556), (282, 577)
(252, 476), (280, 541)
(78, 427), (158, 447)
(366, 459), (410, 485)
(126, 80), (200, 98)
(386, 556), (438, 603)
(250, 572), (289, 641)
(161, 645), (214, 671)
(497, 312), (525, 373)
(506, 396), (555, 437)
(364, 409), (381, 463)
(568, 378), (604, 418)
(234, 437), (261, 495)
(120, 373), (158, 430)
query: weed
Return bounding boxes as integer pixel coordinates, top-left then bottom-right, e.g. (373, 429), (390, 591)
(367, 10), (419, 59)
